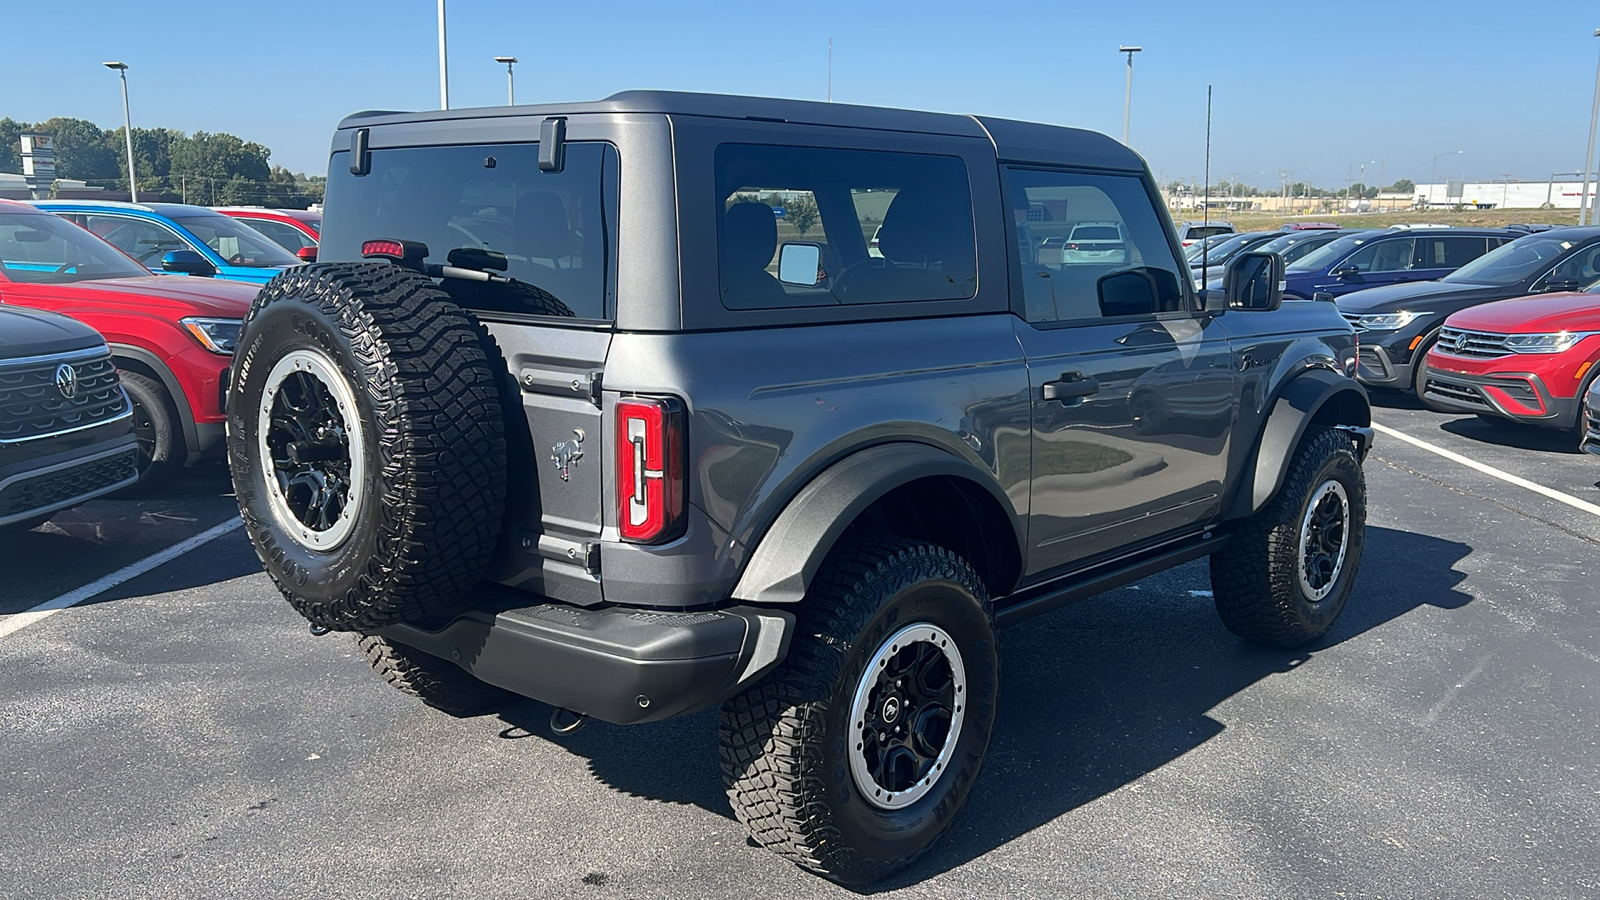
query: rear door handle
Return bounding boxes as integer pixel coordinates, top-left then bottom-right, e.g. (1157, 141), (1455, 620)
(1042, 372), (1101, 402)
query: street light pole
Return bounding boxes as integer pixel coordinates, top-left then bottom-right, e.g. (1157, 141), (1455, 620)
(1580, 29), (1600, 225)
(103, 62), (136, 204)
(437, 0), (450, 110)
(1119, 45), (1142, 146)
(494, 56), (518, 105)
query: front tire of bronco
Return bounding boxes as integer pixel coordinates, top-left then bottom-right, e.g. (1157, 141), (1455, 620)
(357, 634), (511, 716)
(719, 535), (999, 885)
(1209, 428), (1367, 647)
(228, 263), (507, 632)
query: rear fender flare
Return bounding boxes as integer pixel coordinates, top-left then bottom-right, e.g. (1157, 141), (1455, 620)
(731, 442), (1021, 605)
(1232, 367), (1371, 518)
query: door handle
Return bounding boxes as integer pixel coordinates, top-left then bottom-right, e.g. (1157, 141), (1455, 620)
(1042, 372), (1101, 402)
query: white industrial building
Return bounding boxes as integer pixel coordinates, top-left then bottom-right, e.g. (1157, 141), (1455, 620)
(1414, 181), (1597, 210)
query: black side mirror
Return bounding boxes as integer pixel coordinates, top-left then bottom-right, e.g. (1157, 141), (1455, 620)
(1225, 251), (1285, 311)
(161, 249), (216, 277)
(1543, 276), (1580, 293)
(1330, 265), (1359, 279)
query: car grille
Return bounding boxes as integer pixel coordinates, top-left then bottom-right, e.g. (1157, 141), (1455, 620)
(1435, 326), (1511, 359)
(0, 350), (128, 443)
(0, 447), (138, 520)
(1424, 378), (1489, 408)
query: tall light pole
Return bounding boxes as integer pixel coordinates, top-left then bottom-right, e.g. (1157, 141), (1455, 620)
(437, 0), (450, 110)
(1119, 45), (1142, 146)
(1580, 29), (1600, 225)
(494, 56), (518, 105)
(103, 62), (137, 204)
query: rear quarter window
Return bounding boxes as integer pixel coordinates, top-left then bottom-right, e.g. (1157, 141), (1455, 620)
(320, 141), (618, 321)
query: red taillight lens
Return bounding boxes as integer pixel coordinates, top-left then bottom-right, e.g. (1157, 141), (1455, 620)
(617, 397), (685, 542)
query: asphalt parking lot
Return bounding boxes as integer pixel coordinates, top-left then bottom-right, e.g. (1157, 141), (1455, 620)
(1, 398), (1597, 900)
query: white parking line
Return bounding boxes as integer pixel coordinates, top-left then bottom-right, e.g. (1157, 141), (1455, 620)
(1372, 423), (1600, 519)
(0, 517), (243, 641)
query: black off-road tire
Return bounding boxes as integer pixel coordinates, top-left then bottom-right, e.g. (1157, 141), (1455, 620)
(120, 370), (183, 487)
(357, 634), (511, 716)
(719, 534), (1000, 886)
(1210, 428), (1367, 647)
(228, 263), (507, 632)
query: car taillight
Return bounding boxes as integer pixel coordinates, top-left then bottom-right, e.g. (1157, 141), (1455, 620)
(616, 396), (685, 543)
(1066, 243), (1079, 250)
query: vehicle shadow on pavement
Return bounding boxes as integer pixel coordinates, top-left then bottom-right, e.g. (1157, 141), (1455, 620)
(487, 525), (1472, 892)
(1438, 417), (1581, 454)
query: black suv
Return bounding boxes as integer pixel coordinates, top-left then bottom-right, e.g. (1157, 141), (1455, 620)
(227, 91), (1373, 884)
(0, 306), (138, 532)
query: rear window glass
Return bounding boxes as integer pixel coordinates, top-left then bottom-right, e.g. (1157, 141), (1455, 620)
(715, 144), (976, 309)
(320, 141), (617, 321)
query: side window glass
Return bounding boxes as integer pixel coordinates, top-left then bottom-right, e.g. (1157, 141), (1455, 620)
(86, 216), (185, 265)
(1366, 237), (1415, 273)
(1423, 236), (1489, 268)
(715, 144), (976, 310)
(1005, 167), (1184, 324)
(249, 219), (315, 252)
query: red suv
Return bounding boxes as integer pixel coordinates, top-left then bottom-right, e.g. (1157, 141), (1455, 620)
(0, 199), (258, 482)
(1422, 287), (1600, 448)
(213, 207), (320, 260)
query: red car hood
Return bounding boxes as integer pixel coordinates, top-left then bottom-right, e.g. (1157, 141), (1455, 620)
(1447, 292), (1600, 334)
(0, 274), (257, 318)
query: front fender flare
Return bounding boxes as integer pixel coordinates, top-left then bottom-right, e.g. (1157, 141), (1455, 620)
(731, 442), (1021, 605)
(1232, 367), (1371, 518)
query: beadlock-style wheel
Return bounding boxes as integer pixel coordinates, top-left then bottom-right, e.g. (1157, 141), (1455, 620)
(257, 348), (365, 552)
(1297, 479), (1350, 602)
(847, 622), (967, 810)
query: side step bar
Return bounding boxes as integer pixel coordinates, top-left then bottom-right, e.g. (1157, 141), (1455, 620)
(995, 531), (1231, 628)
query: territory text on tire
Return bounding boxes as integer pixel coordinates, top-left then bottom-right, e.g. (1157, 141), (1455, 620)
(719, 534), (1000, 885)
(227, 262), (508, 632)
(1209, 427), (1366, 647)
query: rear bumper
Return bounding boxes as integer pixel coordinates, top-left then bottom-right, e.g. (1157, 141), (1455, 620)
(379, 600), (793, 724)
(1421, 367), (1580, 429)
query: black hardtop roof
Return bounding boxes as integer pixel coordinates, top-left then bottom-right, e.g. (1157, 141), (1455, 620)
(337, 90), (1144, 172)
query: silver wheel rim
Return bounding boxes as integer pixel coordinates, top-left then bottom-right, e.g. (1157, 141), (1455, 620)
(257, 349), (365, 552)
(847, 622), (967, 811)
(1297, 479), (1350, 602)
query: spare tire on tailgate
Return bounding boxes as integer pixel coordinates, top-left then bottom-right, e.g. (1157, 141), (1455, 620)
(228, 262), (507, 631)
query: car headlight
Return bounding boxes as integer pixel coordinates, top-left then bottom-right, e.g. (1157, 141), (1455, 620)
(1503, 331), (1585, 354)
(180, 317), (243, 355)
(1356, 311), (1420, 330)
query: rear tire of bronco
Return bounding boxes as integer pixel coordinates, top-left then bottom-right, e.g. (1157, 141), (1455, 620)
(228, 263), (507, 632)
(719, 534), (999, 886)
(357, 634), (511, 716)
(1209, 428), (1366, 647)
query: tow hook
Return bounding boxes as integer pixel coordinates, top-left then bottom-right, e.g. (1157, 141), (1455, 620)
(550, 708), (588, 735)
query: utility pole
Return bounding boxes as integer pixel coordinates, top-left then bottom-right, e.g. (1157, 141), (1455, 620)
(103, 62), (137, 203)
(437, 0), (450, 110)
(1119, 46), (1142, 146)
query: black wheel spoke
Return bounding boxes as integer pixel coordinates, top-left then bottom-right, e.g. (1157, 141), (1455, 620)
(266, 368), (354, 536)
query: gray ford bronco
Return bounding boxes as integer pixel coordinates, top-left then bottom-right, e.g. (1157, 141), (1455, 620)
(228, 91), (1374, 884)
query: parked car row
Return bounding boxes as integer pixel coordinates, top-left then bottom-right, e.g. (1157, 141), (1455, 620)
(0, 198), (319, 527)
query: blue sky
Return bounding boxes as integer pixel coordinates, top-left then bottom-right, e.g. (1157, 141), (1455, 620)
(5, 0), (1600, 190)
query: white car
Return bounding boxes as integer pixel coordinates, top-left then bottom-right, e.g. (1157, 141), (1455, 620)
(1061, 221), (1128, 264)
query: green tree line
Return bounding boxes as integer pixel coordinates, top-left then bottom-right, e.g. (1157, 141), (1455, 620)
(0, 116), (324, 207)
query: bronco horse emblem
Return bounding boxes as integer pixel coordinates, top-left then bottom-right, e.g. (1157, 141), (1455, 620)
(550, 429), (585, 482)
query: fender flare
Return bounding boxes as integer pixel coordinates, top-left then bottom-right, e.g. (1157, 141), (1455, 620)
(106, 343), (198, 456)
(1230, 367), (1371, 519)
(731, 442), (1022, 605)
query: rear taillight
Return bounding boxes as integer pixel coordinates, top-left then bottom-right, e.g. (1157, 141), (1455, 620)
(616, 397), (685, 543)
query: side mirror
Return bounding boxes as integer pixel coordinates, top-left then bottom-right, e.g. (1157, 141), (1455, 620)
(1542, 276), (1580, 293)
(1097, 267), (1181, 318)
(1225, 251), (1285, 311)
(161, 249), (217, 277)
(295, 246), (319, 263)
(1330, 265), (1359, 279)
(777, 242), (822, 286)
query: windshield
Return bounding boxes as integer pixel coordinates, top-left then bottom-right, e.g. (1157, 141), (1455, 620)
(1199, 233), (1272, 266)
(0, 212), (151, 283)
(170, 214), (300, 267)
(1442, 235), (1580, 286)
(1287, 233), (1371, 273)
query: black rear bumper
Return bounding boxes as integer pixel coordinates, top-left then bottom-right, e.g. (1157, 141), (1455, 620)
(379, 601), (794, 724)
